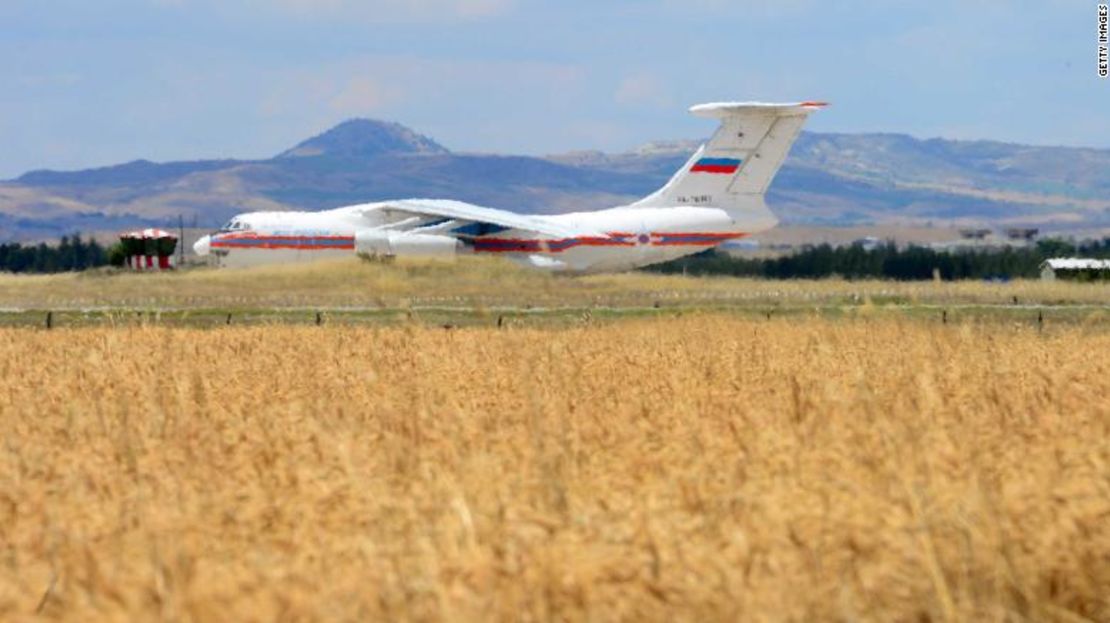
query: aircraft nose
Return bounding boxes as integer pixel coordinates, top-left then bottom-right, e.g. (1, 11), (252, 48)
(193, 235), (211, 256)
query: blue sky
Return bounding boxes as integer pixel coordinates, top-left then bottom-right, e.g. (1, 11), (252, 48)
(2, 0), (1107, 178)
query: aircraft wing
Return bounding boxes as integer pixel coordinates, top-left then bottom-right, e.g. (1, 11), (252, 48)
(356, 199), (601, 239)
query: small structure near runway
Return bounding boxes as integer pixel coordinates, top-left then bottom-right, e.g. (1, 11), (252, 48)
(1040, 258), (1110, 281)
(120, 228), (178, 270)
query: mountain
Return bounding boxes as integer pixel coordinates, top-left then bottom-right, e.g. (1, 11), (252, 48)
(276, 119), (448, 159)
(2, 119), (1108, 241)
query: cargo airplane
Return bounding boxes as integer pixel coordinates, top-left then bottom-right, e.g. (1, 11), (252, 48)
(193, 101), (825, 272)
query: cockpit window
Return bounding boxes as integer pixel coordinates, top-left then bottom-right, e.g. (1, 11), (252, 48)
(219, 218), (247, 232)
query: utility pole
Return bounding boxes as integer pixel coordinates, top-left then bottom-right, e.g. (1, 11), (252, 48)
(178, 214), (185, 266)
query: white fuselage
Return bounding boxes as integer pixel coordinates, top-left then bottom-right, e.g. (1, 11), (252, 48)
(193, 100), (824, 272)
(196, 201), (776, 273)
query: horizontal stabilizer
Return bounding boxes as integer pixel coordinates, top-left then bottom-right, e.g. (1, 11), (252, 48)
(689, 101), (828, 119)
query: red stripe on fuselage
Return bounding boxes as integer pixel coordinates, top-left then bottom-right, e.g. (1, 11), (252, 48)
(211, 233), (355, 251)
(213, 242), (356, 250)
(210, 231), (746, 254)
(473, 232), (746, 253)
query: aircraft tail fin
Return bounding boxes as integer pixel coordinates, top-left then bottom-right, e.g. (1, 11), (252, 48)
(632, 101), (825, 211)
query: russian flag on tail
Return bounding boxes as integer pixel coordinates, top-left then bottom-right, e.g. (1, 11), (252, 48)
(690, 157), (742, 174)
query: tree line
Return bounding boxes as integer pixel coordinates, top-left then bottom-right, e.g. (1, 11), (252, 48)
(646, 238), (1110, 280)
(0, 235), (112, 273)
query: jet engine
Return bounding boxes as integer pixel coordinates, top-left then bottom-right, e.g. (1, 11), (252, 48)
(354, 230), (460, 258)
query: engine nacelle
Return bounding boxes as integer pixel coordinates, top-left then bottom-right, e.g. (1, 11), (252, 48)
(355, 230), (460, 258)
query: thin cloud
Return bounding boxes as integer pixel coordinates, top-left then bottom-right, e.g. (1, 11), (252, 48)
(614, 72), (673, 109)
(328, 77), (405, 115)
(232, 0), (516, 21)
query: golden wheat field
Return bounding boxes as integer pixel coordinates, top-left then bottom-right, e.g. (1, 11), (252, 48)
(1, 316), (1109, 622)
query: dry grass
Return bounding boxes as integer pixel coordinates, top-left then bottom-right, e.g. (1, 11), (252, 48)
(0, 257), (1107, 310)
(1, 316), (1108, 621)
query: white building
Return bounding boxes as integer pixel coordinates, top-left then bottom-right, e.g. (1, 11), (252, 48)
(1040, 258), (1110, 281)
